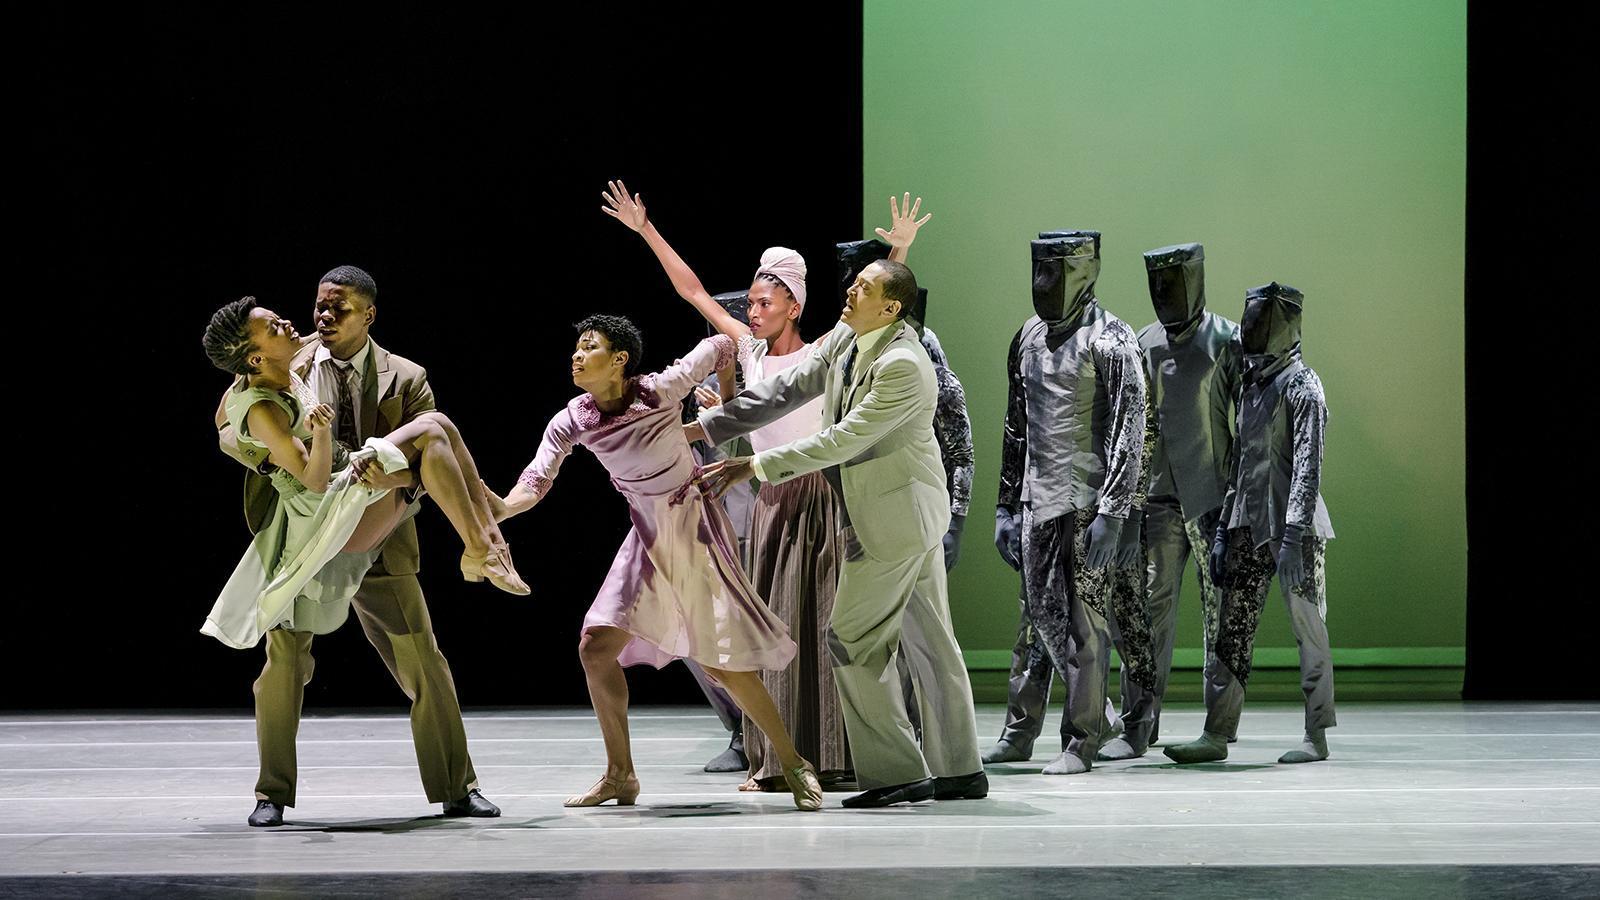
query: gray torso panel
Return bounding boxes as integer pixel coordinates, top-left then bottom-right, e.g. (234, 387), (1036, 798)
(1018, 304), (1124, 520)
(1228, 360), (1334, 545)
(1139, 312), (1239, 519)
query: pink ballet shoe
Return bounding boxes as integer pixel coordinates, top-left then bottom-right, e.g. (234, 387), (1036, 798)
(564, 774), (640, 808)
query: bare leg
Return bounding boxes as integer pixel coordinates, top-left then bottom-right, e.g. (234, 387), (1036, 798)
(566, 626), (640, 807)
(431, 414), (505, 545)
(342, 490), (410, 554)
(706, 666), (822, 810)
(382, 413), (491, 558)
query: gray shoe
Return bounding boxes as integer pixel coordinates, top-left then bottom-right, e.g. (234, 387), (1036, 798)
(1163, 732), (1229, 764)
(1041, 751), (1091, 775)
(981, 740), (1032, 764)
(1278, 730), (1329, 764)
(1096, 737), (1146, 761)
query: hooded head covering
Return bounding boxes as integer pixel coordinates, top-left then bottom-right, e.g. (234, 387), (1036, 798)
(754, 247), (807, 309)
(1031, 232), (1100, 328)
(709, 289), (750, 333)
(1144, 242), (1206, 334)
(1241, 281), (1304, 383)
(836, 239), (893, 304)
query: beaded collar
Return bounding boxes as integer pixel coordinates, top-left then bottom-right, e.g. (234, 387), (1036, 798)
(571, 375), (661, 431)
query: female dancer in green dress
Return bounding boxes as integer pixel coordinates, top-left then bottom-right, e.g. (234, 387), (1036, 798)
(202, 296), (526, 648)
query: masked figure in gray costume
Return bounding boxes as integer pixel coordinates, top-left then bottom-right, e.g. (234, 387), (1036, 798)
(1100, 243), (1242, 761)
(1165, 282), (1336, 765)
(989, 232), (1150, 775)
(984, 232), (1154, 765)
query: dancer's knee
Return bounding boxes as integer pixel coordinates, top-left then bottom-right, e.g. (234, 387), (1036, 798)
(578, 630), (623, 671)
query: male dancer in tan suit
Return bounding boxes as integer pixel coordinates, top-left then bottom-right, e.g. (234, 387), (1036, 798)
(217, 266), (498, 826)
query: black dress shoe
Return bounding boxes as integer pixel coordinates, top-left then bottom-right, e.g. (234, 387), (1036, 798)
(443, 789), (501, 818)
(841, 778), (935, 808)
(247, 800), (284, 827)
(933, 771), (989, 800)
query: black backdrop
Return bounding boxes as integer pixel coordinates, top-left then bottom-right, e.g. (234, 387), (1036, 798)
(15, 4), (1592, 711)
(15, 7), (861, 710)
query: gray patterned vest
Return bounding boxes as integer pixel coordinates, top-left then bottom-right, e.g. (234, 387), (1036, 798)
(1228, 359), (1334, 546)
(1019, 303), (1116, 521)
(1139, 312), (1240, 520)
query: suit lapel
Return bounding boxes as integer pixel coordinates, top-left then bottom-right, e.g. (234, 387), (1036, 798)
(366, 339), (393, 439)
(841, 322), (909, 414)
(291, 339), (319, 381)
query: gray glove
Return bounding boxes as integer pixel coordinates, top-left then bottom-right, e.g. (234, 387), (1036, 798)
(1084, 514), (1124, 571)
(1276, 523), (1308, 593)
(994, 507), (1022, 571)
(1113, 509), (1144, 569)
(1208, 521), (1229, 586)
(943, 513), (966, 571)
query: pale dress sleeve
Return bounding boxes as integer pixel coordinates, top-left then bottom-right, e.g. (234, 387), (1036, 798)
(518, 408), (580, 503)
(650, 334), (737, 406)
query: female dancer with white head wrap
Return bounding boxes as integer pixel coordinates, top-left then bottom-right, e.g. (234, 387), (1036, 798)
(602, 180), (930, 791)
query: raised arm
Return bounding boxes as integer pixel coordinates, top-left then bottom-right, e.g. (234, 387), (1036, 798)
(874, 193), (933, 265)
(247, 399), (335, 492)
(601, 179), (750, 341)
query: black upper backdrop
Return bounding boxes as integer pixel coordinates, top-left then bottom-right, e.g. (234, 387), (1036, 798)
(16, 4), (1592, 709)
(17, 7), (862, 708)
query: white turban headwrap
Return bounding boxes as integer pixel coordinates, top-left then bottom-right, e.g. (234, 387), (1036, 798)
(755, 246), (808, 309)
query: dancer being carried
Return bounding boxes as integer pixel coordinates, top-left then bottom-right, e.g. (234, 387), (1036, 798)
(600, 180), (929, 791)
(201, 296), (527, 650)
(486, 314), (823, 811)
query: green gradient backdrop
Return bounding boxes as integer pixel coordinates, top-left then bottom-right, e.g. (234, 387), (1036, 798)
(862, 1), (1466, 667)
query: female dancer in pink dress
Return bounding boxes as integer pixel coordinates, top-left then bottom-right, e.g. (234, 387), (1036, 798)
(486, 315), (823, 811)
(600, 180), (930, 791)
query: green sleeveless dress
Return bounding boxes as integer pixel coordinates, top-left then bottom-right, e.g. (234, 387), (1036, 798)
(202, 375), (398, 648)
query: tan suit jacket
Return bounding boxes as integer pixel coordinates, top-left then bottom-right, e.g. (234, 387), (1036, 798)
(215, 336), (435, 576)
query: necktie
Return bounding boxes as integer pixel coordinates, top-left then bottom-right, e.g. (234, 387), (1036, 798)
(323, 358), (360, 451)
(837, 344), (857, 419)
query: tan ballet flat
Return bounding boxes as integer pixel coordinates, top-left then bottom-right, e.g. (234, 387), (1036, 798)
(564, 774), (640, 808)
(783, 760), (823, 812)
(461, 543), (530, 596)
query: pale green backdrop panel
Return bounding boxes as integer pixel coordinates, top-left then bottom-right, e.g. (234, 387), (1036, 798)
(862, 1), (1466, 664)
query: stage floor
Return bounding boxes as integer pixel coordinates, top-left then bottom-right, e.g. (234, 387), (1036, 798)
(2, 702), (1597, 897)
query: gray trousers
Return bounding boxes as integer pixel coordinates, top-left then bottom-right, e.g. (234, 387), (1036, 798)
(995, 592), (1061, 754)
(828, 529), (980, 789)
(1122, 498), (1225, 744)
(1204, 527), (1336, 737)
(1019, 507), (1115, 763)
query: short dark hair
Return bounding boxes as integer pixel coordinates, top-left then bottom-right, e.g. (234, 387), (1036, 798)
(575, 314), (645, 378)
(320, 265), (378, 305)
(875, 259), (919, 320)
(203, 296), (262, 375)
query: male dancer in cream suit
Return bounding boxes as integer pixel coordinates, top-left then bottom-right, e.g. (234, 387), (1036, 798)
(695, 259), (984, 808)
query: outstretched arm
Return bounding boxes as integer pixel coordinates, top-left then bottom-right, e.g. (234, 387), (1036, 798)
(601, 179), (750, 341)
(492, 409), (578, 521)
